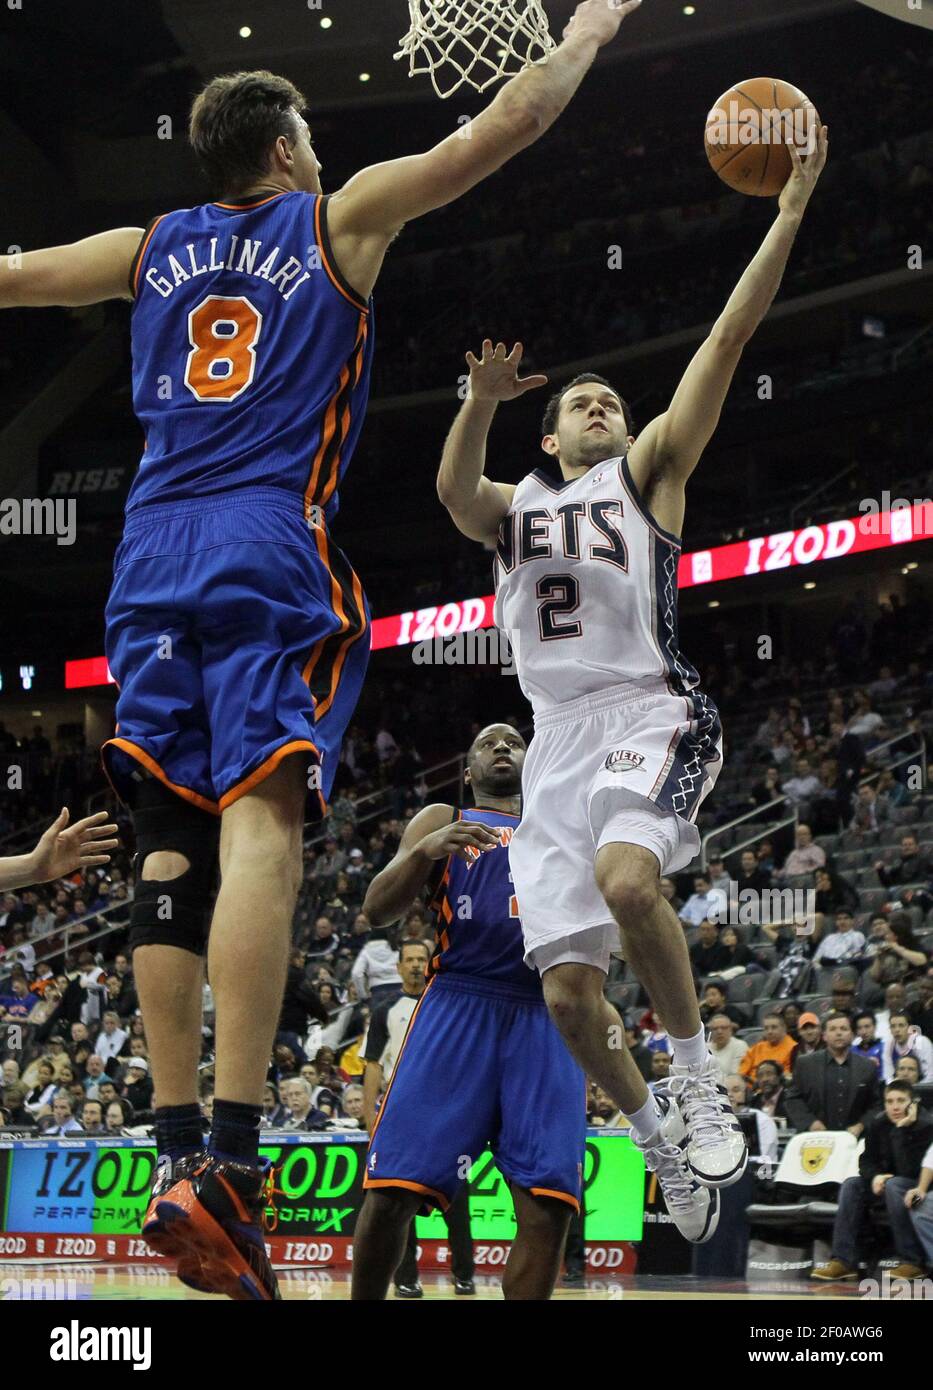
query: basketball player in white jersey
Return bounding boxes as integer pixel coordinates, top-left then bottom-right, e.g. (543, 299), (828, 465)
(437, 126), (828, 1240)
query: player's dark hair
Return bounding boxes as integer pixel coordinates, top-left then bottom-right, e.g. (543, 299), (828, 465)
(188, 70), (306, 196)
(541, 374), (635, 437)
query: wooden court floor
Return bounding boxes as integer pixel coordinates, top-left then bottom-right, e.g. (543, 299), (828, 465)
(0, 1262), (866, 1301)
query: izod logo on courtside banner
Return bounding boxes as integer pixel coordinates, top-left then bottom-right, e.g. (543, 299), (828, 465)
(64, 504), (932, 688)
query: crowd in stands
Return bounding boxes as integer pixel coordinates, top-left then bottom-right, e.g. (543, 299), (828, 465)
(2, 640), (933, 1280)
(366, 29), (933, 397)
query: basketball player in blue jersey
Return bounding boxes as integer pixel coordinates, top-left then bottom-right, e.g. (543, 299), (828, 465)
(351, 725), (587, 1301)
(437, 129), (828, 1244)
(0, 1), (641, 1298)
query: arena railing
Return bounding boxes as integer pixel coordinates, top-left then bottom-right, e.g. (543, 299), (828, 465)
(700, 796), (798, 874)
(859, 730), (928, 790)
(1, 900), (131, 980)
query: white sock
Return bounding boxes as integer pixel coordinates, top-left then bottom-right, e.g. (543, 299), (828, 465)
(626, 1092), (665, 1144)
(669, 1027), (709, 1070)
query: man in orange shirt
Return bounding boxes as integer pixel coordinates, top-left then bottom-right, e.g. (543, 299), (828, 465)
(739, 1012), (798, 1080)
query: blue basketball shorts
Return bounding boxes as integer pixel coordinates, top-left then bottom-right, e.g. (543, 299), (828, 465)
(364, 974), (587, 1213)
(102, 487), (370, 816)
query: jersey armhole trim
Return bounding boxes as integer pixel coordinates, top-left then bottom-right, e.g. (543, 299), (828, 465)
(128, 214), (167, 300)
(425, 806), (459, 910)
(619, 455), (683, 549)
(316, 195), (370, 314)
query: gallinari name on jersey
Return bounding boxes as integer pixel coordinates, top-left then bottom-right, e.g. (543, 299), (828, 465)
(141, 234), (312, 303)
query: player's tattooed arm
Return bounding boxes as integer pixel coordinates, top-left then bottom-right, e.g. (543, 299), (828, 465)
(437, 342), (545, 546)
(361, 804), (500, 926)
(629, 125), (829, 503)
(0, 227), (144, 308)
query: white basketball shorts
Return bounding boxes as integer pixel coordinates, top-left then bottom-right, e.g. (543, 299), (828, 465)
(510, 679), (723, 970)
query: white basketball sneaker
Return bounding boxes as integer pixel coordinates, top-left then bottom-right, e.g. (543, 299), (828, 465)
(633, 1093), (720, 1244)
(669, 1056), (748, 1188)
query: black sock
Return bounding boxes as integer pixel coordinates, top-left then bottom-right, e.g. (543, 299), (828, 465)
(154, 1104), (204, 1164)
(209, 1099), (262, 1165)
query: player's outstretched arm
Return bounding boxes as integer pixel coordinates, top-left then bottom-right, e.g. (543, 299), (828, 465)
(0, 228), (145, 309)
(0, 808), (119, 892)
(437, 341), (547, 545)
(327, 1), (641, 295)
(629, 126), (829, 492)
(362, 803), (500, 926)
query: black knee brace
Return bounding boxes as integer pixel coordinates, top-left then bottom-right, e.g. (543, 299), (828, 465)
(129, 776), (220, 957)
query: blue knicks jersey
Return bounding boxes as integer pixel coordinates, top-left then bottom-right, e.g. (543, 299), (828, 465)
(126, 190), (374, 521)
(428, 807), (539, 995)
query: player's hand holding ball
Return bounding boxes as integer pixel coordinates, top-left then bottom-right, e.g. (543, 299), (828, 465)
(778, 123), (829, 219)
(465, 340), (548, 402)
(417, 821), (501, 863)
(564, 0), (643, 48)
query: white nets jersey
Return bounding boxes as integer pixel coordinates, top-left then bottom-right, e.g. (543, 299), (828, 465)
(493, 454), (700, 713)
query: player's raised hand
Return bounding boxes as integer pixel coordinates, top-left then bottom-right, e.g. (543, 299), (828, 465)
(564, 0), (643, 48)
(779, 124), (828, 218)
(466, 341), (548, 403)
(28, 808), (120, 883)
(417, 820), (502, 863)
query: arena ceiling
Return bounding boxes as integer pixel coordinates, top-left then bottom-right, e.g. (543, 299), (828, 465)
(0, 0), (858, 245)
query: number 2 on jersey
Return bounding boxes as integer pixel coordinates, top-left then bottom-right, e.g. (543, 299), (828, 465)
(536, 574), (582, 640)
(185, 294), (263, 402)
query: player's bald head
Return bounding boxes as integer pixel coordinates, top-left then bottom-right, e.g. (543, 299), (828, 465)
(468, 723), (524, 759)
(465, 724), (525, 797)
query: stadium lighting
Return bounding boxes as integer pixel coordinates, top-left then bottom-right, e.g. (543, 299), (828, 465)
(708, 600), (720, 608)
(320, 16), (333, 28)
(683, 5), (696, 14)
(803, 582), (816, 590)
(359, 72), (371, 82)
(238, 26), (252, 39)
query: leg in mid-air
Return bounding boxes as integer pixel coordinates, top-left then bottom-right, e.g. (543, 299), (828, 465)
(501, 1187), (573, 1301)
(144, 755), (307, 1300)
(125, 775), (218, 1289)
(594, 841), (746, 1188)
(540, 955), (719, 1246)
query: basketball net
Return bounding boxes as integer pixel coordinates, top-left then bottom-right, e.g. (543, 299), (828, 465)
(395, 0), (557, 99)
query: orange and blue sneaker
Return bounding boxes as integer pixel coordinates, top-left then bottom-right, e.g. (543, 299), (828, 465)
(142, 1153), (213, 1292)
(143, 1153), (280, 1300)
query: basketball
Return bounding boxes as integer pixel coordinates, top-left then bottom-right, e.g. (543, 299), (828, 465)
(705, 78), (820, 196)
